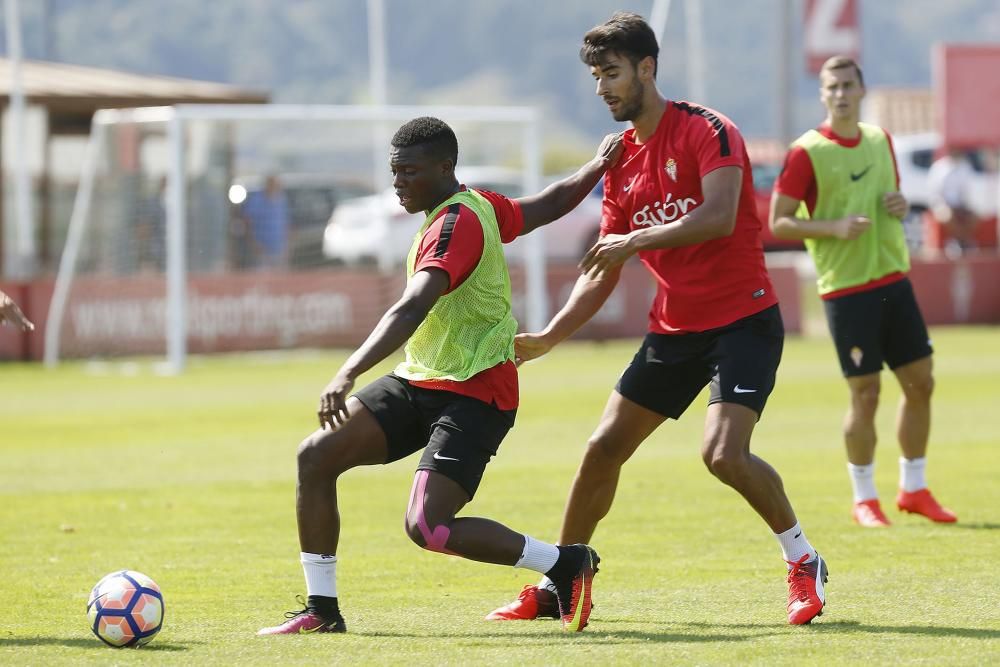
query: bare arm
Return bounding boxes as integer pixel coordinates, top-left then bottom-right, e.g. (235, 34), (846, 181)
(514, 266), (621, 364)
(516, 132), (624, 236)
(579, 165), (743, 278)
(769, 191), (872, 241)
(318, 268), (449, 428)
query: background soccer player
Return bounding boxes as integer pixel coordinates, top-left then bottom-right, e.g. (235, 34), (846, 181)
(258, 117), (622, 635)
(486, 12), (827, 626)
(0, 290), (34, 331)
(769, 56), (956, 528)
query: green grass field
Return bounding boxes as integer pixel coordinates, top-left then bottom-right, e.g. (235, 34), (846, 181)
(2, 327), (998, 665)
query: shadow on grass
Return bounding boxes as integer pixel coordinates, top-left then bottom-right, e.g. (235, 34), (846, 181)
(0, 636), (192, 651)
(357, 622), (782, 644)
(951, 522), (1000, 530)
(357, 630), (759, 643)
(675, 620), (1000, 640)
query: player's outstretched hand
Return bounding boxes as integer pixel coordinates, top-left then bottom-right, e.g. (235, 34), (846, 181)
(596, 132), (626, 169)
(580, 232), (634, 278)
(318, 371), (354, 429)
(883, 191), (909, 219)
(834, 215), (872, 240)
(514, 332), (554, 366)
(0, 290), (34, 331)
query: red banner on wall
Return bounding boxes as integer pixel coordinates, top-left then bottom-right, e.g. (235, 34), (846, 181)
(934, 44), (1000, 149)
(804, 0), (860, 74)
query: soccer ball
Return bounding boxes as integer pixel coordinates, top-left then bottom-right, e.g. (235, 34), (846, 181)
(86, 570), (164, 648)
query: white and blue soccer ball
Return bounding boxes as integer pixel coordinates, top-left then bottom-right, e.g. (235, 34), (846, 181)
(86, 570), (164, 648)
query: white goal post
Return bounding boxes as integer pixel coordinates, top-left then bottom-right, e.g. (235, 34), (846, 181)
(44, 104), (546, 373)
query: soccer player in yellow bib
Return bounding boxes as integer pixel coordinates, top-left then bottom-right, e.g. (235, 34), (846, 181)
(257, 117), (623, 635)
(770, 56), (957, 528)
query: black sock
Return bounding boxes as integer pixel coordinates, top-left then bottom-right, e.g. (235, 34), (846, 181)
(307, 595), (341, 620)
(543, 545), (579, 583)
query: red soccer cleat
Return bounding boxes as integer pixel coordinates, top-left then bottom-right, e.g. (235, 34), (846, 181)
(897, 488), (958, 523)
(485, 585), (559, 621)
(852, 499), (892, 527)
(786, 553), (828, 625)
(257, 599), (346, 636)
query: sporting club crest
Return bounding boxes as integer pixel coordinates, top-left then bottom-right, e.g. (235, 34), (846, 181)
(665, 158), (678, 182)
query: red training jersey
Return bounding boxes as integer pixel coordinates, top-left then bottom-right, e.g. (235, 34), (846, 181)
(602, 101), (777, 333)
(406, 186), (523, 410)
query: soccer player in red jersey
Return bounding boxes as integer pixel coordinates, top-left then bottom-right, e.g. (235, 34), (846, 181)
(485, 12), (827, 626)
(770, 56), (956, 528)
(258, 117), (622, 635)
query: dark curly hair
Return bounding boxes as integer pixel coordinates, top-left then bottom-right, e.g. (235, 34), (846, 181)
(391, 116), (459, 166)
(580, 12), (659, 77)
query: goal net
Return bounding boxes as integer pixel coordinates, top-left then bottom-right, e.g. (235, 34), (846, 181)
(44, 105), (545, 372)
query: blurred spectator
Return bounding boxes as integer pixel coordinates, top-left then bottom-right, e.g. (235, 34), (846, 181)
(241, 174), (290, 270)
(0, 289), (33, 331)
(136, 176), (167, 271)
(927, 148), (979, 256)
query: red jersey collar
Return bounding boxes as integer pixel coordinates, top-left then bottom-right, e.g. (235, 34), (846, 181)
(818, 122), (863, 148)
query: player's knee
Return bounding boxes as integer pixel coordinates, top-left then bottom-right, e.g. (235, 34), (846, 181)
(705, 450), (745, 482)
(402, 514), (426, 547)
(583, 433), (627, 469)
(296, 432), (343, 483)
(902, 373), (934, 402)
(296, 435), (323, 483)
(403, 509), (451, 552)
(701, 440), (748, 482)
(850, 381), (881, 414)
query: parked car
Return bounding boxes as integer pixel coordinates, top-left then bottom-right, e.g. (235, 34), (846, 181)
(322, 166), (603, 267)
(230, 173), (373, 268)
(749, 158), (804, 252)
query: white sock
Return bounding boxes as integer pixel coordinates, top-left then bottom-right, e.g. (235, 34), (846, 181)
(514, 536), (560, 574)
(899, 456), (927, 492)
(536, 575), (556, 593)
(775, 522), (817, 565)
(300, 552), (337, 598)
(847, 462), (878, 502)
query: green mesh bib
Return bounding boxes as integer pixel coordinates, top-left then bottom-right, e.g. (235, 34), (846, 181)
(394, 189), (517, 382)
(795, 122), (910, 294)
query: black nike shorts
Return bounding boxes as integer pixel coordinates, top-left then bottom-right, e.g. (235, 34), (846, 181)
(615, 305), (784, 419)
(352, 374), (516, 498)
(823, 277), (933, 377)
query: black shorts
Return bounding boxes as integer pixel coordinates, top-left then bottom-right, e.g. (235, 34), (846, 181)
(823, 278), (933, 377)
(615, 305), (784, 420)
(352, 374), (516, 498)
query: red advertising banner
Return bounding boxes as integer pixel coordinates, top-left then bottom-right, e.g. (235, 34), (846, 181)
(7, 258), (998, 362)
(804, 0), (860, 74)
(934, 44), (1000, 149)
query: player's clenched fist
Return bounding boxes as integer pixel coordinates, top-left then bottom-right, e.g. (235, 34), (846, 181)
(882, 191), (908, 219)
(834, 215), (871, 240)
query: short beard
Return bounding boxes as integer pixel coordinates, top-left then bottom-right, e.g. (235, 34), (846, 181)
(613, 79), (645, 122)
